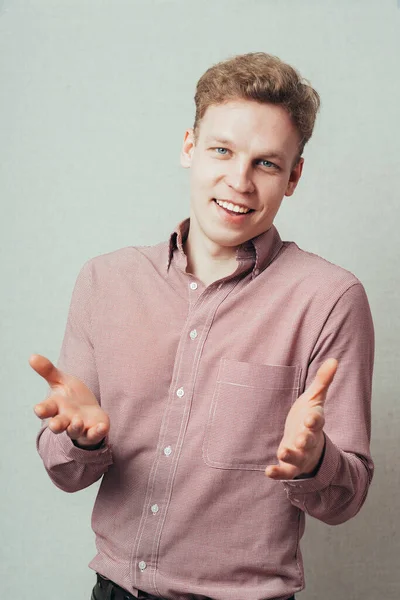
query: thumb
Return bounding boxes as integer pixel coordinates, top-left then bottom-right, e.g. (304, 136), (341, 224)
(29, 354), (64, 387)
(306, 358), (338, 404)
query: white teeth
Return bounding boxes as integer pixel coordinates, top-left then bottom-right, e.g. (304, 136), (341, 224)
(215, 199), (250, 214)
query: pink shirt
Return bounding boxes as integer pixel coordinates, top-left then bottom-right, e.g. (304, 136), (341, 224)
(37, 220), (374, 600)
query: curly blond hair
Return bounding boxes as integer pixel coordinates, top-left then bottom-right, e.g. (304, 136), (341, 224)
(194, 52), (320, 159)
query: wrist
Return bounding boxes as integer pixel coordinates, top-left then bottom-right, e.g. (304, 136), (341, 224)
(296, 434), (326, 479)
(72, 437), (106, 451)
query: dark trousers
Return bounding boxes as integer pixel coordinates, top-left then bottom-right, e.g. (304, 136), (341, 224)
(91, 573), (295, 600)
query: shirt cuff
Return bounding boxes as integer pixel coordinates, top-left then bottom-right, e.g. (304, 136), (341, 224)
(282, 434), (340, 495)
(57, 429), (113, 464)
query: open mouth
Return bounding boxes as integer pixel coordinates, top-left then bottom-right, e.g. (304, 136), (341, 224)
(212, 198), (255, 216)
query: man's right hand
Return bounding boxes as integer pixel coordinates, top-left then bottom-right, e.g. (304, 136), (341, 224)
(30, 354), (110, 448)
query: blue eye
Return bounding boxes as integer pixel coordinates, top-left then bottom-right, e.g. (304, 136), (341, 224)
(259, 159), (274, 168)
(215, 148), (228, 155)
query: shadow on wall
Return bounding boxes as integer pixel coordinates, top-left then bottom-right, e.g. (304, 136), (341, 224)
(0, 0), (11, 14)
(300, 416), (398, 599)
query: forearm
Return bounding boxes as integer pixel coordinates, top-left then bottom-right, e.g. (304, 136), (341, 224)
(283, 434), (373, 525)
(37, 425), (113, 493)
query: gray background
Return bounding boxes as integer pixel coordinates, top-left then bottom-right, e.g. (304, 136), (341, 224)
(1, 0), (399, 598)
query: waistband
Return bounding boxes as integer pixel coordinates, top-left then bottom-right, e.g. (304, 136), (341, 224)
(96, 573), (295, 600)
(96, 574), (162, 599)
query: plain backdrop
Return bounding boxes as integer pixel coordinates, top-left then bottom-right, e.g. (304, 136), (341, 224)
(1, 1), (399, 599)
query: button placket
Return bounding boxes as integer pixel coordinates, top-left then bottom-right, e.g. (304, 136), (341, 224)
(132, 277), (239, 590)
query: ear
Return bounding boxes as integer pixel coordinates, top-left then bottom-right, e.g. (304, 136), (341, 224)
(180, 128), (195, 168)
(285, 157), (304, 197)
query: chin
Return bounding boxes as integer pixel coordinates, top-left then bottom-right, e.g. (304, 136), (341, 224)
(205, 226), (251, 248)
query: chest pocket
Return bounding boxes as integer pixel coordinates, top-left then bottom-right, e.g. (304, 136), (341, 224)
(203, 358), (302, 471)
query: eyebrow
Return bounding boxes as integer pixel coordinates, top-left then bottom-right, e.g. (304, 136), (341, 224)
(204, 136), (288, 163)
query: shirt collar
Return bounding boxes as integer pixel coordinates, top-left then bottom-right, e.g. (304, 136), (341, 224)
(167, 218), (283, 279)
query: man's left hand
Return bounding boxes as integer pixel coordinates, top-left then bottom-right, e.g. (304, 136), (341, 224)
(265, 358), (338, 480)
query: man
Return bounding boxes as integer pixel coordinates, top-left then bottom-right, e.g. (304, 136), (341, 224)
(31, 52), (374, 600)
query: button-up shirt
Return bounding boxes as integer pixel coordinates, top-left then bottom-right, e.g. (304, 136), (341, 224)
(37, 220), (374, 600)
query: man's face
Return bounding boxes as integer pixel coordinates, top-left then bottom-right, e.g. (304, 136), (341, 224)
(180, 99), (304, 250)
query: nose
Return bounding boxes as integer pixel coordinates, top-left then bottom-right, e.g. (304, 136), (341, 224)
(225, 161), (255, 194)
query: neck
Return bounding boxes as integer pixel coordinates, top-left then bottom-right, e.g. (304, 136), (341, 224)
(184, 223), (238, 287)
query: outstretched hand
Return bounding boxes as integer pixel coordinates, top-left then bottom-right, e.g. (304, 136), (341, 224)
(30, 354), (109, 448)
(265, 358), (338, 480)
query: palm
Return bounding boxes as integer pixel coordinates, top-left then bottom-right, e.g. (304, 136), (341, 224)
(30, 354), (109, 447)
(51, 376), (104, 422)
(265, 358), (338, 480)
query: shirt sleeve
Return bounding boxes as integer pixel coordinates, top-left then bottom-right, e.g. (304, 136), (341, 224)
(282, 282), (374, 525)
(36, 260), (113, 493)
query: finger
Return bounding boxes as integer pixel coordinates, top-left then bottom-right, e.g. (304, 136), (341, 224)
(66, 416), (85, 439)
(304, 406), (325, 431)
(34, 398), (59, 419)
(306, 358), (338, 404)
(85, 422), (108, 445)
(295, 431), (317, 452)
(48, 414), (71, 434)
(265, 463), (298, 480)
(29, 354), (64, 387)
(277, 447), (305, 467)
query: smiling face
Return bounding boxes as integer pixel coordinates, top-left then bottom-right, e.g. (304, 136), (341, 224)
(180, 100), (304, 255)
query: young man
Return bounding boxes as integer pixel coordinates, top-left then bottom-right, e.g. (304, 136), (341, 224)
(32, 53), (374, 600)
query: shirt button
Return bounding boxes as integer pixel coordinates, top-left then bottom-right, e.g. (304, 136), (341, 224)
(164, 446), (172, 456)
(138, 561), (147, 571)
(189, 282), (198, 290)
(151, 504), (159, 514)
(176, 387), (184, 398)
(189, 329), (198, 340)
